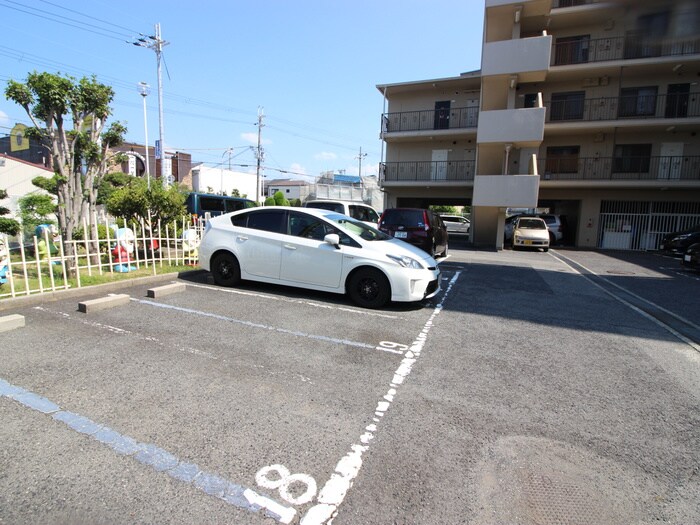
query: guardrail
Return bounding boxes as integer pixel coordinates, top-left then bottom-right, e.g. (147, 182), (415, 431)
(380, 161), (476, 182)
(381, 107), (479, 133)
(545, 92), (700, 122)
(539, 155), (700, 181)
(0, 217), (203, 300)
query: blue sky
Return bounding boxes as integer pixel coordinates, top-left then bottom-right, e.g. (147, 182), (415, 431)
(0, 0), (485, 181)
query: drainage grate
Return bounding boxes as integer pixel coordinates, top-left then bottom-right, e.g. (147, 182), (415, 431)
(523, 472), (605, 525)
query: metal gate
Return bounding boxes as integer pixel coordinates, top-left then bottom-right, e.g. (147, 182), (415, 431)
(598, 201), (700, 251)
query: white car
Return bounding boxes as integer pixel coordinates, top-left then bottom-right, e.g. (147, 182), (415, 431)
(440, 215), (470, 235)
(199, 206), (441, 308)
(304, 200), (380, 228)
(512, 217), (550, 251)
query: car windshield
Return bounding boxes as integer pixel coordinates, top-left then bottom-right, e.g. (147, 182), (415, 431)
(517, 219), (546, 229)
(327, 213), (391, 241)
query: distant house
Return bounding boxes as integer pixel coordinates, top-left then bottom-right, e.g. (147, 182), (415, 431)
(190, 164), (258, 200)
(112, 142), (192, 187)
(0, 154), (53, 221)
(264, 178), (311, 201)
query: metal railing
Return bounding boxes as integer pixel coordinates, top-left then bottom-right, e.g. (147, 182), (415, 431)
(381, 107), (479, 133)
(380, 161), (476, 182)
(544, 92), (700, 122)
(0, 217), (203, 300)
(553, 34), (700, 66)
(539, 155), (700, 181)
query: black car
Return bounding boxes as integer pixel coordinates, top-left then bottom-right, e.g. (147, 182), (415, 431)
(378, 208), (448, 257)
(681, 243), (700, 271)
(660, 224), (700, 255)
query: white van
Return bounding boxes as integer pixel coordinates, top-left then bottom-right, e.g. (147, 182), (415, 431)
(304, 200), (380, 227)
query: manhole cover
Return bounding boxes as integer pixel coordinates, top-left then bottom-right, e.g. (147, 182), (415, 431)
(472, 436), (641, 525)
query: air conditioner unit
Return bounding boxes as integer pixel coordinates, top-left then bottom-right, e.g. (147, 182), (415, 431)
(582, 78), (600, 87)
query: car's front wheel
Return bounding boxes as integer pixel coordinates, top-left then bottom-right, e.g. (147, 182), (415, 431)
(347, 268), (391, 309)
(211, 252), (241, 287)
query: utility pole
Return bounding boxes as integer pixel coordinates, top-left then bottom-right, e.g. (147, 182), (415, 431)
(255, 108), (265, 203)
(356, 147), (367, 200)
(356, 147), (367, 179)
(133, 23), (169, 186)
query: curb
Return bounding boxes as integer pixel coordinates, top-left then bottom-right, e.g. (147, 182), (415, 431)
(0, 270), (206, 312)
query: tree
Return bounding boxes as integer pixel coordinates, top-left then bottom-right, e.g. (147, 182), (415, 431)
(17, 193), (56, 238)
(106, 177), (186, 228)
(272, 190), (290, 206)
(0, 189), (21, 236)
(5, 72), (126, 247)
(430, 205), (457, 214)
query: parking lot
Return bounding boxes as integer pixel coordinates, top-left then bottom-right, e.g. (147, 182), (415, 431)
(1, 246), (699, 524)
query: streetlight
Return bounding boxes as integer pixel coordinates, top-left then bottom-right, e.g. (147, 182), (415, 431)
(137, 82), (151, 189)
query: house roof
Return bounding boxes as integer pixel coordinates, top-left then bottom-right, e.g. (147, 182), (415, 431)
(0, 153), (52, 172)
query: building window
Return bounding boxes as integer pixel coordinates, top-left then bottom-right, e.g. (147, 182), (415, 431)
(545, 146), (580, 174)
(613, 144), (652, 174)
(554, 35), (590, 65)
(524, 94), (538, 108)
(618, 87), (658, 118)
(624, 11), (670, 59)
(550, 91), (585, 121)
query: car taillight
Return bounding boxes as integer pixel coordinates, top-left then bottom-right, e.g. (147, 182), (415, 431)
(423, 210), (430, 231)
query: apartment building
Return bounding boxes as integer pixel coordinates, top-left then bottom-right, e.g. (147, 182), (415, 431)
(377, 0), (700, 250)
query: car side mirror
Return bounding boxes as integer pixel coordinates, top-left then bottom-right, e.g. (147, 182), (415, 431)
(324, 233), (341, 249)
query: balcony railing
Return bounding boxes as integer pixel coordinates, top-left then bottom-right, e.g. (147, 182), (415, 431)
(544, 92), (700, 122)
(381, 107), (479, 133)
(539, 155), (700, 181)
(553, 34), (700, 66)
(380, 161), (476, 182)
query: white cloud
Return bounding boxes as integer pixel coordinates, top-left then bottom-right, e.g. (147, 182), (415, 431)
(314, 151), (337, 161)
(241, 132), (271, 145)
(289, 163), (308, 176)
(0, 110), (10, 129)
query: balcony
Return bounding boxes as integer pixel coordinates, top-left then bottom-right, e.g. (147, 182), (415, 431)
(539, 155), (700, 181)
(381, 107), (479, 134)
(477, 107), (546, 146)
(482, 35), (552, 81)
(544, 91), (700, 123)
(380, 161), (476, 183)
(552, 34), (700, 66)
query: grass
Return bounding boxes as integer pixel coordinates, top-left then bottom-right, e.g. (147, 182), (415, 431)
(0, 260), (198, 300)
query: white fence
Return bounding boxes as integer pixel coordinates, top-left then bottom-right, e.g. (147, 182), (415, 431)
(0, 216), (204, 300)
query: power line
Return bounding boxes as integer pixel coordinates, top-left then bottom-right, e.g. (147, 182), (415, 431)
(0, 0), (136, 42)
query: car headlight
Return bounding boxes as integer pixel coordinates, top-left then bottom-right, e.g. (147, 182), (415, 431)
(387, 254), (423, 269)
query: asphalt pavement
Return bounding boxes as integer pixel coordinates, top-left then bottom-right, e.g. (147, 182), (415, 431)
(1, 244), (698, 524)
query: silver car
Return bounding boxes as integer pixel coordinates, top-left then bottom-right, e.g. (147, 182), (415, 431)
(440, 215), (470, 235)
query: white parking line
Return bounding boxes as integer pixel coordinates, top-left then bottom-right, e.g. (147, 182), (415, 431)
(300, 271), (462, 525)
(131, 299), (403, 355)
(33, 306), (216, 360)
(185, 282), (403, 320)
(0, 378), (295, 523)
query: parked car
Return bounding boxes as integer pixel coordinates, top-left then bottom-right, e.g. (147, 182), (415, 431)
(504, 214), (523, 242)
(199, 206), (441, 309)
(505, 213), (566, 244)
(681, 243), (700, 271)
(538, 214), (567, 244)
(659, 224), (700, 256)
(304, 200), (380, 228)
(440, 215), (470, 235)
(378, 208), (449, 258)
(512, 217), (550, 251)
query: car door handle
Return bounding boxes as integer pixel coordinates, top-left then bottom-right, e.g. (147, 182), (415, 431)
(283, 244), (297, 250)
(237, 235), (249, 241)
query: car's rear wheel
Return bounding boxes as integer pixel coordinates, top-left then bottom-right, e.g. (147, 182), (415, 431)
(440, 243), (448, 257)
(347, 268), (391, 309)
(211, 252), (241, 287)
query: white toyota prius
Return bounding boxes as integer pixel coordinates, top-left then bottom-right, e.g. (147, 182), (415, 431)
(198, 206), (441, 308)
